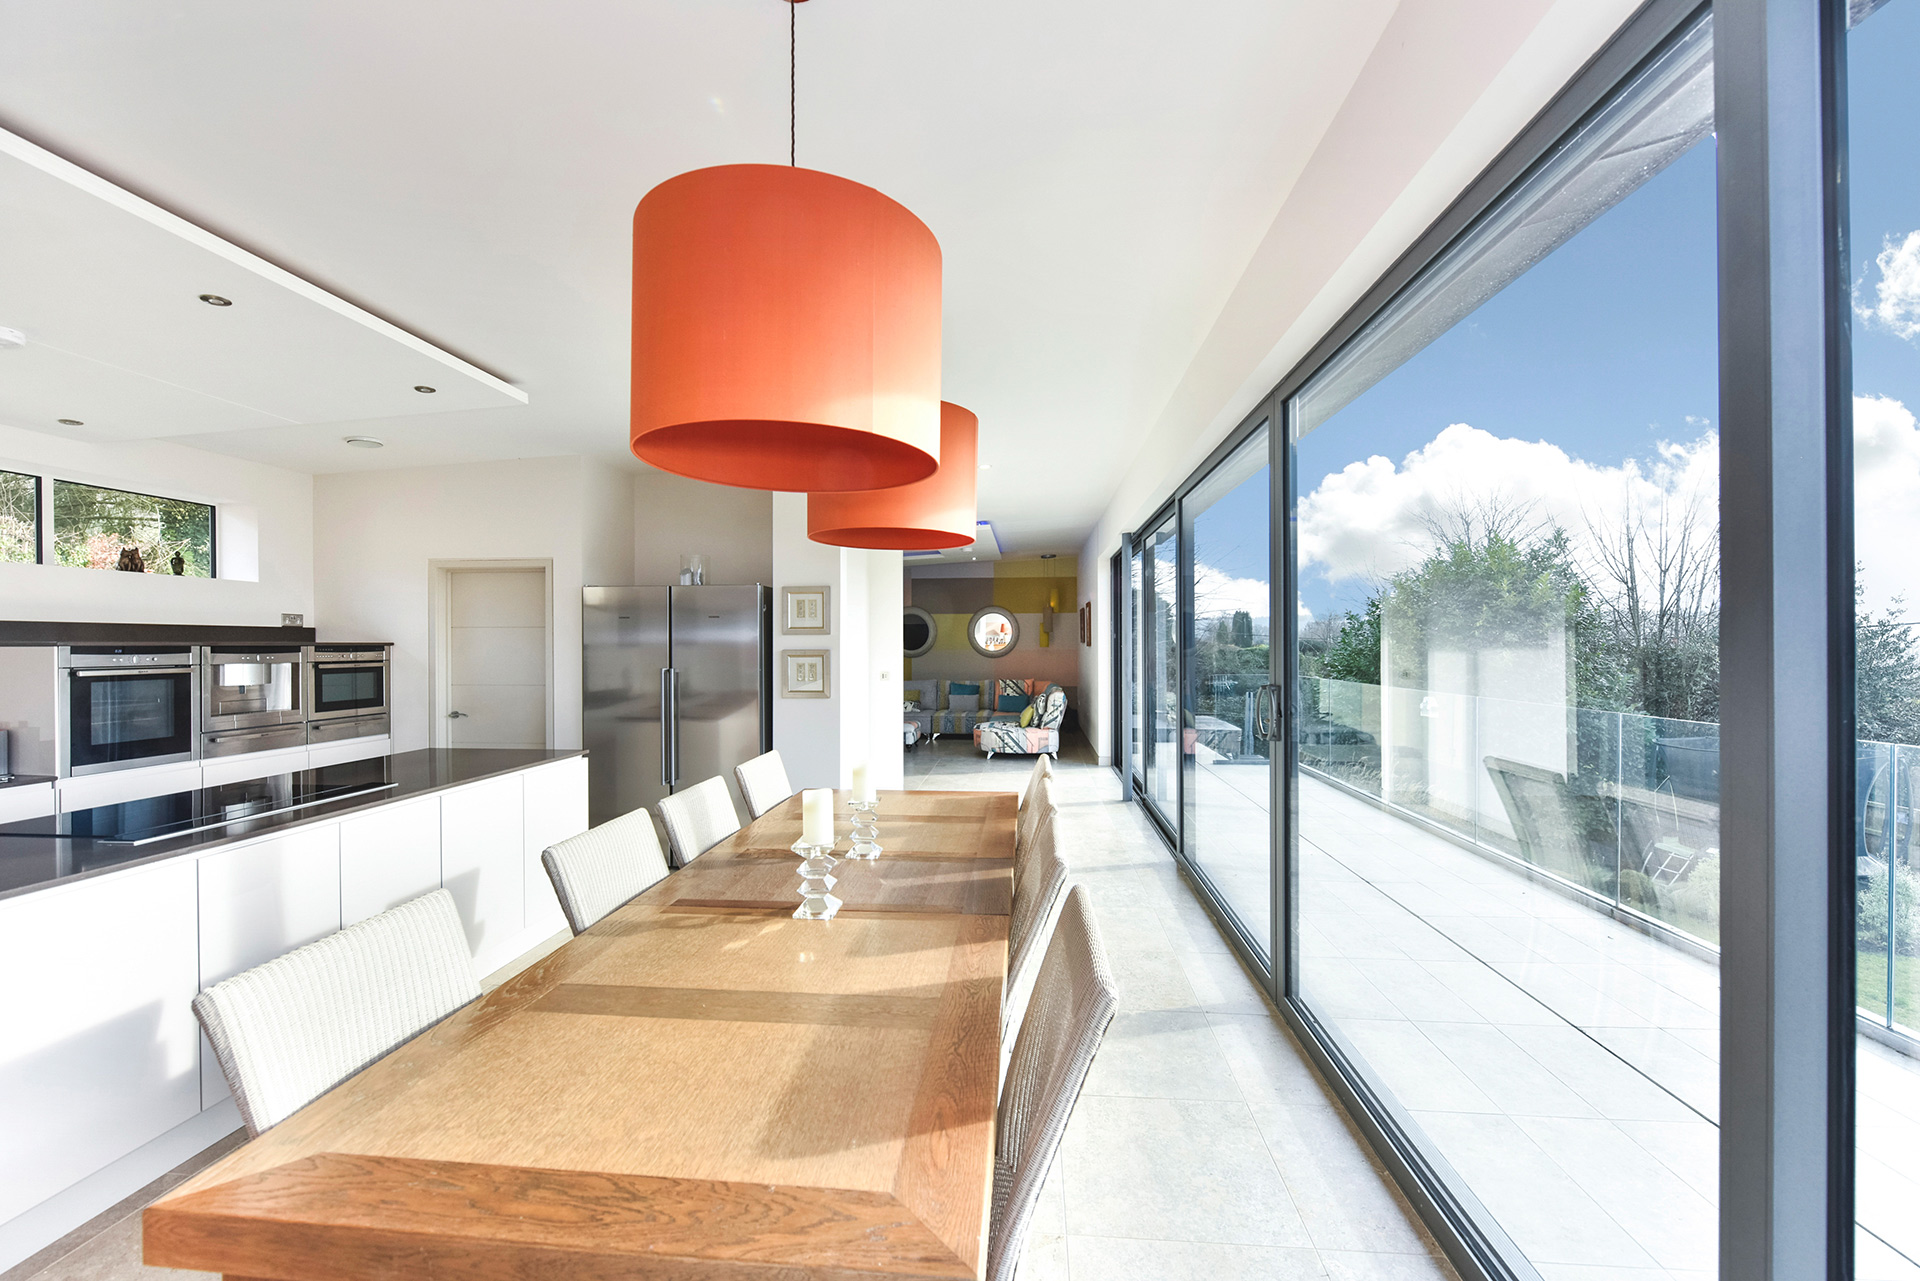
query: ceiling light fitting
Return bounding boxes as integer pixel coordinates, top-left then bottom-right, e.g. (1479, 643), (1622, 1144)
(57, 418), (83, 426)
(627, 0), (941, 493)
(343, 436), (385, 448)
(198, 294), (232, 306)
(0, 327), (24, 349)
(413, 385), (437, 393)
(808, 402), (979, 550)
(1040, 553), (1057, 559)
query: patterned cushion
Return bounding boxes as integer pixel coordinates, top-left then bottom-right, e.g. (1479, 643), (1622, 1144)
(1034, 685), (1067, 729)
(903, 679), (937, 710)
(996, 678), (1026, 709)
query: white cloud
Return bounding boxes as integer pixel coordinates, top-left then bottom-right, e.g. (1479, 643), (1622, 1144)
(1855, 393), (1920, 612)
(1858, 230), (1920, 341)
(1296, 422), (1717, 589)
(1192, 560), (1270, 622)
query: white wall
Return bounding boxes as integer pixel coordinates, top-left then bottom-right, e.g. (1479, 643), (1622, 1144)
(632, 468), (772, 588)
(0, 424), (313, 626)
(769, 495), (901, 792)
(314, 457), (604, 753)
(1074, 0), (1641, 768)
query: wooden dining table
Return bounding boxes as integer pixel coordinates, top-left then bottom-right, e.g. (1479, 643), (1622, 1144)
(144, 787), (1017, 1281)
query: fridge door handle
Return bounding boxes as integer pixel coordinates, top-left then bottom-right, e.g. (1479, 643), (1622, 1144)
(667, 667), (681, 785)
(660, 667), (674, 787)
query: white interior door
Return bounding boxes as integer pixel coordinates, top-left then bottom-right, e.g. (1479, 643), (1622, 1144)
(445, 568), (549, 748)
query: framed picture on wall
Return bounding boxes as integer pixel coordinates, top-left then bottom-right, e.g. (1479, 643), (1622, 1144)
(782, 586), (830, 635)
(1079, 602), (1092, 646)
(781, 649), (830, 698)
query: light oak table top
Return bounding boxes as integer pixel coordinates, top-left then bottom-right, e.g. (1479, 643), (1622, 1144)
(145, 788), (1016, 1281)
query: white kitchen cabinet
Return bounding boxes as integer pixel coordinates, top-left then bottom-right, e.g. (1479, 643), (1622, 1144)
(439, 774), (525, 974)
(521, 756), (588, 939)
(307, 734), (392, 769)
(339, 795), (441, 926)
(200, 744), (310, 788)
(195, 825), (342, 1107)
(0, 858), (201, 1226)
(56, 760), (203, 813)
(0, 781), (55, 824)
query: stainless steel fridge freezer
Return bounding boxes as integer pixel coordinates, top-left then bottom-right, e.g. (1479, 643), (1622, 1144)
(581, 585), (772, 827)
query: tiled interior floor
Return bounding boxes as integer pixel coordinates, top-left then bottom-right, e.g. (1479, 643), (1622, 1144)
(8, 737), (1455, 1281)
(912, 734), (1457, 1281)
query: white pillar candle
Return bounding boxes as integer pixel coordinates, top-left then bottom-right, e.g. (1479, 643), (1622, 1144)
(851, 763), (876, 804)
(801, 788), (836, 846)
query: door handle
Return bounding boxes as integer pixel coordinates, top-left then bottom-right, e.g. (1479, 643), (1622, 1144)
(446, 710), (468, 719)
(1253, 684), (1284, 742)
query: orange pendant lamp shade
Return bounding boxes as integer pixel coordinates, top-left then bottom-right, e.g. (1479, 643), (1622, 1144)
(808, 401), (978, 549)
(630, 163), (943, 492)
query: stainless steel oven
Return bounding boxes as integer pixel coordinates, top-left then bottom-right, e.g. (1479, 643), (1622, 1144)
(201, 647), (306, 757)
(57, 647), (200, 777)
(304, 645), (390, 735)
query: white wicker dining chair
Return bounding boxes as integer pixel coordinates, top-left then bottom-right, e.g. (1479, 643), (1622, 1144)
(1014, 772), (1056, 892)
(1006, 813), (1069, 1020)
(989, 886), (1118, 1281)
(541, 806), (672, 935)
(734, 749), (796, 820)
(656, 775), (742, 867)
(192, 889), (480, 1138)
(1019, 752), (1054, 813)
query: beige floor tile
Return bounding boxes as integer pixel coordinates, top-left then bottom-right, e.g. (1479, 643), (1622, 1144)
(1081, 1010), (1243, 1101)
(1065, 1235), (1328, 1281)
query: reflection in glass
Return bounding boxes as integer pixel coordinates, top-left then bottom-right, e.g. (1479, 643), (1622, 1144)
(52, 479), (213, 576)
(1849, 3), (1920, 1275)
(1130, 547), (1145, 784)
(1291, 18), (1722, 1275)
(1182, 426), (1272, 948)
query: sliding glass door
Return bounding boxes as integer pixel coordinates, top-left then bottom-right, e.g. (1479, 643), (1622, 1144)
(1848, 3), (1920, 1273)
(1181, 425), (1275, 951)
(1289, 16), (1723, 1276)
(1140, 512), (1180, 831)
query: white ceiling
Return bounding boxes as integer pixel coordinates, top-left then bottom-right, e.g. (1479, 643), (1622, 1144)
(0, 0), (1403, 554)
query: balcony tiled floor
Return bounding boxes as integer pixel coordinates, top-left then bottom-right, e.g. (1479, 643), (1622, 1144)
(1159, 747), (1920, 1281)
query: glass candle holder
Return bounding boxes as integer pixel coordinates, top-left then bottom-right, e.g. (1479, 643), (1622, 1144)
(847, 799), (882, 860)
(791, 840), (841, 920)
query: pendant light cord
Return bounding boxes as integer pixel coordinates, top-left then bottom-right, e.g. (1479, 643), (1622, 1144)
(789, 0), (797, 166)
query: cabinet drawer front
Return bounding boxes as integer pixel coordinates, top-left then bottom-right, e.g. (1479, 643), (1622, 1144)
(0, 860), (201, 1224)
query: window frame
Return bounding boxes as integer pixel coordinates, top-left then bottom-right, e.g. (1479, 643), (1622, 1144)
(0, 467), (44, 565)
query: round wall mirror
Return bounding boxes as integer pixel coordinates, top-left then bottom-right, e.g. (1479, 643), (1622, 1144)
(903, 606), (938, 658)
(967, 606), (1020, 658)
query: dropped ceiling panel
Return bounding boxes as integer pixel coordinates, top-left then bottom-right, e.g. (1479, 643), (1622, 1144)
(0, 127), (524, 443)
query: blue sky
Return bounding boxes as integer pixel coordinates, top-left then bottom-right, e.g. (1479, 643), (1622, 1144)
(1189, 6), (1918, 627)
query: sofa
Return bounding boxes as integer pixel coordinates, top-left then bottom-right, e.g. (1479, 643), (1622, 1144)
(973, 679), (1068, 757)
(903, 677), (1069, 755)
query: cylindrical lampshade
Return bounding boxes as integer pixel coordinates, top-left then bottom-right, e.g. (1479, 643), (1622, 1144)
(808, 402), (978, 549)
(631, 163), (942, 492)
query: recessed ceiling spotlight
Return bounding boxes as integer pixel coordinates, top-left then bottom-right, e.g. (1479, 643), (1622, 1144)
(978, 463), (992, 470)
(343, 436), (385, 449)
(413, 385), (437, 394)
(57, 418), (83, 426)
(1040, 553), (1057, 559)
(198, 294), (232, 306)
(0, 326), (24, 349)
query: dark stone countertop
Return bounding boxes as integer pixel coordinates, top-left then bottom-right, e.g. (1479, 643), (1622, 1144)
(0, 748), (583, 902)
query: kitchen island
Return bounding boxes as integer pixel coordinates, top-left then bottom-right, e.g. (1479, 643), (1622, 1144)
(0, 748), (587, 1273)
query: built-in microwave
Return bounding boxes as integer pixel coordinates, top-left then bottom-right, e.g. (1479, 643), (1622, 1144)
(304, 645), (390, 725)
(56, 647), (200, 777)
